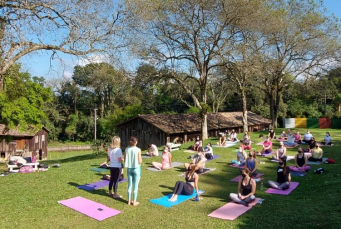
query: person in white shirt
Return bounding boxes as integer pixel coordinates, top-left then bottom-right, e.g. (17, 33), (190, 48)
(321, 132), (332, 145)
(146, 143), (159, 156)
(303, 130), (313, 144)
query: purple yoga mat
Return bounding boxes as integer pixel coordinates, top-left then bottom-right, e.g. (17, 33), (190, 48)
(230, 173), (264, 182)
(265, 182), (299, 195)
(207, 155), (220, 162)
(78, 179), (127, 191)
(58, 196), (121, 221)
(259, 151), (274, 156)
(229, 164), (245, 169)
(208, 198), (260, 220)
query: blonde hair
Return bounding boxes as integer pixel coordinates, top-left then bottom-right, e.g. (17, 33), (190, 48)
(111, 136), (121, 148)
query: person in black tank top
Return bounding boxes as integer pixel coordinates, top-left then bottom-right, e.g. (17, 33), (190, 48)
(169, 163), (199, 202)
(288, 148), (311, 172)
(229, 168), (256, 207)
(268, 156), (291, 190)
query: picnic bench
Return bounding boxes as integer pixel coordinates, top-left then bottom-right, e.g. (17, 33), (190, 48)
(7, 163), (39, 172)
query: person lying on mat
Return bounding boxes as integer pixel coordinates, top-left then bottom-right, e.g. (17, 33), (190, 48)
(152, 146), (172, 170)
(284, 131), (296, 147)
(288, 148), (310, 172)
(245, 151), (258, 177)
(169, 163), (199, 202)
(321, 132), (332, 145)
(272, 141), (286, 160)
(260, 137), (273, 155)
(303, 130), (313, 144)
(230, 168), (256, 207)
(268, 129), (276, 140)
(193, 135), (203, 151)
(294, 130), (302, 144)
(146, 143), (159, 157)
(231, 145), (247, 166)
(185, 147), (206, 174)
(268, 156), (291, 190)
(308, 143), (323, 162)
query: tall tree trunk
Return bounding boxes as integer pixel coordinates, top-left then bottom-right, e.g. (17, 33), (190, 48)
(201, 114), (208, 140)
(241, 89), (248, 132)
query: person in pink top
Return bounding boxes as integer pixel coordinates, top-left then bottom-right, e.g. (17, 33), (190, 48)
(261, 136), (273, 154)
(152, 146), (172, 170)
(294, 130), (302, 144)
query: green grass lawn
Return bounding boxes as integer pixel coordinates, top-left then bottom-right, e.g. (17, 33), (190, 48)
(0, 128), (340, 228)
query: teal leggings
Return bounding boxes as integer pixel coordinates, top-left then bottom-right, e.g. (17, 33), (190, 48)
(127, 166), (141, 202)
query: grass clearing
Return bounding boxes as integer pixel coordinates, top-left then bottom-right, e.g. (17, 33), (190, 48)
(0, 128), (340, 228)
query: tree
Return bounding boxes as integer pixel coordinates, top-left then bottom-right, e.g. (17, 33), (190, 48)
(0, 0), (124, 90)
(126, 0), (261, 139)
(253, 0), (341, 127)
(0, 64), (53, 127)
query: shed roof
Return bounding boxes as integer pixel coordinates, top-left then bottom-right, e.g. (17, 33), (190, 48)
(0, 124), (49, 137)
(118, 112), (271, 134)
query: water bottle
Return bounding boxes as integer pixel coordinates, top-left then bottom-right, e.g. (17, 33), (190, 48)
(259, 158), (262, 164)
(194, 194), (199, 201)
(260, 181), (264, 191)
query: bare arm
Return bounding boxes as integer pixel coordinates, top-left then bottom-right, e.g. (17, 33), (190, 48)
(252, 159), (257, 173)
(138, 149), (142, 164)
(169, 153), (172, 166)
(237, 178), (242, 199)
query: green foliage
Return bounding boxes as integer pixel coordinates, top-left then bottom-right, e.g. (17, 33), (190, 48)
(0, 64), (52, 128)
(185, 106), (200, 114)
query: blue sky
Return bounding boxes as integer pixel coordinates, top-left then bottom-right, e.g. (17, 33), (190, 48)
(19, 0), (341, 80)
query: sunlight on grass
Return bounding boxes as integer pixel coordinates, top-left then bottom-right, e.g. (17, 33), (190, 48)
(0, 128), (340, 228)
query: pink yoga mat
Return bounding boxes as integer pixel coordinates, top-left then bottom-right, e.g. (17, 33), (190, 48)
(256, 142), (264, 146)
(265, 182), (299, 195)
(208, 198), (260, 220)
(58, 196), (121, 221)
(230, 173), (264, 182)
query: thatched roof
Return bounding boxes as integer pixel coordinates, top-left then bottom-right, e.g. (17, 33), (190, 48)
(0, 124), (49, 136)
(119, 112), (271, 134)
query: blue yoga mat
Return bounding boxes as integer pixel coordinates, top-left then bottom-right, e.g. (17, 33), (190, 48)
(150, 190), (204, 208)
(290, 171), (306, 177)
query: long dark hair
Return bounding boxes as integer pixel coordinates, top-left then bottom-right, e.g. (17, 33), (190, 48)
(280, 156), (287, 174)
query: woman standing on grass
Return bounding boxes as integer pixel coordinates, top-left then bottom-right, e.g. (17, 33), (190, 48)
(230, 168), (256, 207)
(268, 156), (291, 190)
(124, 136), (142, 206)
(169, 163), (199, 202)
(107, 136), (124, 199)
(152, 146), (172, 170)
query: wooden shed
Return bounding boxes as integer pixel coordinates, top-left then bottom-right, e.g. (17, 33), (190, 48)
(0, 124), (49, 161)
(117, 112), (271, 150)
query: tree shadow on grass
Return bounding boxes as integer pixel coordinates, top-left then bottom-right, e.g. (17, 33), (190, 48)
(43, 153), (102, 165)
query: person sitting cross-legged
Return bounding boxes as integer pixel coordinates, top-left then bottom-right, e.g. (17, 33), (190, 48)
(229, 168), (256, 207)
(288, 147), (310, 172)
(268, 156), (291, 190)
(308, 143), (323, 162)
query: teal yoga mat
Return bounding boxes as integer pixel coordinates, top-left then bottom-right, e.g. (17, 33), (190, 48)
(90, 167), (109, 172)
(150, 190), (204, 208)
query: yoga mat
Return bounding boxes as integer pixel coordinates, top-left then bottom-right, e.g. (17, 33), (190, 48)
(58, 196), (120, 221)
(265, 182), (299, 195)
(178, 168), (216, 177)
(184, 150), (197, 153)
(230, 173), (264, 182)
(307, 158), (328, 165)
(213, 142), (238, 148)
(208, 198), (260, 220)
(290, 171), (306, 177)
(229, 164), (245, 169)
(270, 155), (295, 162)
(206, 155), (220, 162)
(258, 151), (274, 157)
(256, 142), (264, 146)
(150, 190), (204, 208)
(78, 179), (127, 191)
(284, 144), (298, 149)
(172, 162), (184, 167)
(90, 167), (109, 172)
